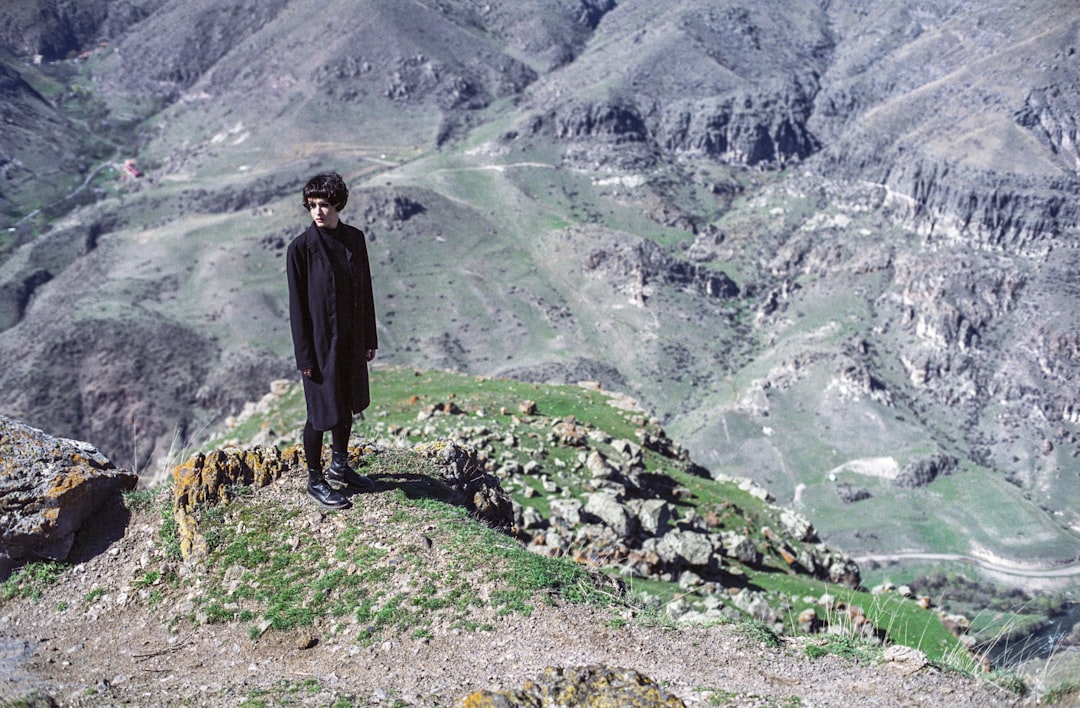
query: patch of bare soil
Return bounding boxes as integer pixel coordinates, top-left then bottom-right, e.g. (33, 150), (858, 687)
(0, 473), (1023, 707)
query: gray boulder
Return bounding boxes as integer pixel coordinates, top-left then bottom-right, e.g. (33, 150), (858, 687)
(721, 531), (762, 566)
(649, 529), (716, 569)
(584, 492), (637, 538)
(628, 498), (673, 536)
(0, 415), (137, 569)
(584, 449), (618, 479)
(611, 438), (643, 466)
(550, 497), (584, 526)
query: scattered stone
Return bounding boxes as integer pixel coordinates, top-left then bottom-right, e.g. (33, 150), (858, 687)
(880, 645), (929, 676)
(779, 509), (816, 542)
(552, 418), (589, 446)
(629, 499), (673, 536)
(720, 531), (761, 565)
(585, 449), (618, 479)
(798, 607), (819, 633)
(550, 498), (584, 526)
(647, 529), (715, 569)
(455, 665), (686, 707)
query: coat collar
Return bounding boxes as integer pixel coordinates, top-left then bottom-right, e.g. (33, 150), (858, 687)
(302, 222), (332, 272)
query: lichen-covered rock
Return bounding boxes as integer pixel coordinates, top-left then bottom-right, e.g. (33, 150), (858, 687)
(0, 415), (136, 566)
(456, 665), (686, 708)
(171, 445), (303, 560)
(172, 445), (302, 513)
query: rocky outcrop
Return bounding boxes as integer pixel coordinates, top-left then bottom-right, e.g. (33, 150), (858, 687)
(457, 665), (686, 708)
(172, 440), (513, 560)
(880, 158), (1080, 253)
(1015, 86), (1080, 173)
(584, 238), (739, 303)
(0, 415), (136, 570)
(354, 188), (427, 232)
(894, 454), (958, 489)
(650, 88), (821, 167)
(537, 83), (820, 169)
(415, 439), (515, 531)
(373, 401), (861, 600)
(171, 445), (303, 560)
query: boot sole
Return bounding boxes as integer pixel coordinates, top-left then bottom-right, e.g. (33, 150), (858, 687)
(306, 490), (351, 510)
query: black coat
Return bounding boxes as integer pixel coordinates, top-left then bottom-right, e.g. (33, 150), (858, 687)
(287, 222), (378, 431)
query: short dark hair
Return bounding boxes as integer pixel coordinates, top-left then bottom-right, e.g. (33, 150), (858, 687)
(302, 172), (348, 211)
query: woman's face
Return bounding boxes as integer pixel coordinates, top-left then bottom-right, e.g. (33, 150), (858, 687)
(306, 198), (340, 229)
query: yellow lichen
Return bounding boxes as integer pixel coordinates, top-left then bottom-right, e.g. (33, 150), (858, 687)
(171, 444), (304, 561)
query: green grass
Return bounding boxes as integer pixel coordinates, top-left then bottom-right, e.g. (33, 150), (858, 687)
(178, 453), (619, 646)
(741, 566), (976, 669)
(0, 561), (66, 603)
(802, 635), (878, 663)
(366, 367), (643, 438)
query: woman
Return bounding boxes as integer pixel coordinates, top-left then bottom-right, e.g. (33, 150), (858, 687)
(287, 172), (378, 510)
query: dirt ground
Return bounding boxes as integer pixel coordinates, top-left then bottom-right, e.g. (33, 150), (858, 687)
(0, 477), (1026, 707)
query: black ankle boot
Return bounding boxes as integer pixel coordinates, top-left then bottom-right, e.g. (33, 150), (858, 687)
(307, 468), (351, 510)
(326, 450), (374, 491)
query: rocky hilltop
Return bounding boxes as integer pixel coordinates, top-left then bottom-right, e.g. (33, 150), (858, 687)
(0, 0), (1078, 653)
(0, 379), (1040, 706)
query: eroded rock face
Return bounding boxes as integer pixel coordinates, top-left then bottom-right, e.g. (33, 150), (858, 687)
(0, 415), (136, 568)
(895, 454), (958, 489)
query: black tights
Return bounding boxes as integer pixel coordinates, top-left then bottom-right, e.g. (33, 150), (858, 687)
(303, 419), (351, 471)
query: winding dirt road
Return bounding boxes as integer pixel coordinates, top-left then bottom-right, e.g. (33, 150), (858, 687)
(855, 551), (1080, 582)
